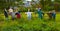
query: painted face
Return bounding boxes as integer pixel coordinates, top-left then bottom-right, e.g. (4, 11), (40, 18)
(39, 8), (41, 9)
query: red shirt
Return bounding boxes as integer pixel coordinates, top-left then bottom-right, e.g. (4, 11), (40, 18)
(16, 13), (21, 18)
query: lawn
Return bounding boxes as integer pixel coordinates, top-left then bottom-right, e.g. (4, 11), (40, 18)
(0, 13), (60, 31)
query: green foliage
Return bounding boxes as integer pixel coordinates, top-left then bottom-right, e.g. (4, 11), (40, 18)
(0, 13), (60, 31)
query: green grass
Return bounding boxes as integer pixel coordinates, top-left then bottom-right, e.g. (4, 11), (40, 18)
(0, 13), (60, 31)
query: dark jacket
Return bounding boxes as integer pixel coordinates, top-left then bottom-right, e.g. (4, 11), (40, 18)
(4, 10), (8, 17)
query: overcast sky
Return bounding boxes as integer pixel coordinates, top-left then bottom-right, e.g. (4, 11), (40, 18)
(26, 0), (32, 1)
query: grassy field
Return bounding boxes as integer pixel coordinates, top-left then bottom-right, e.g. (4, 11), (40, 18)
(0, 13), (60, 31)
